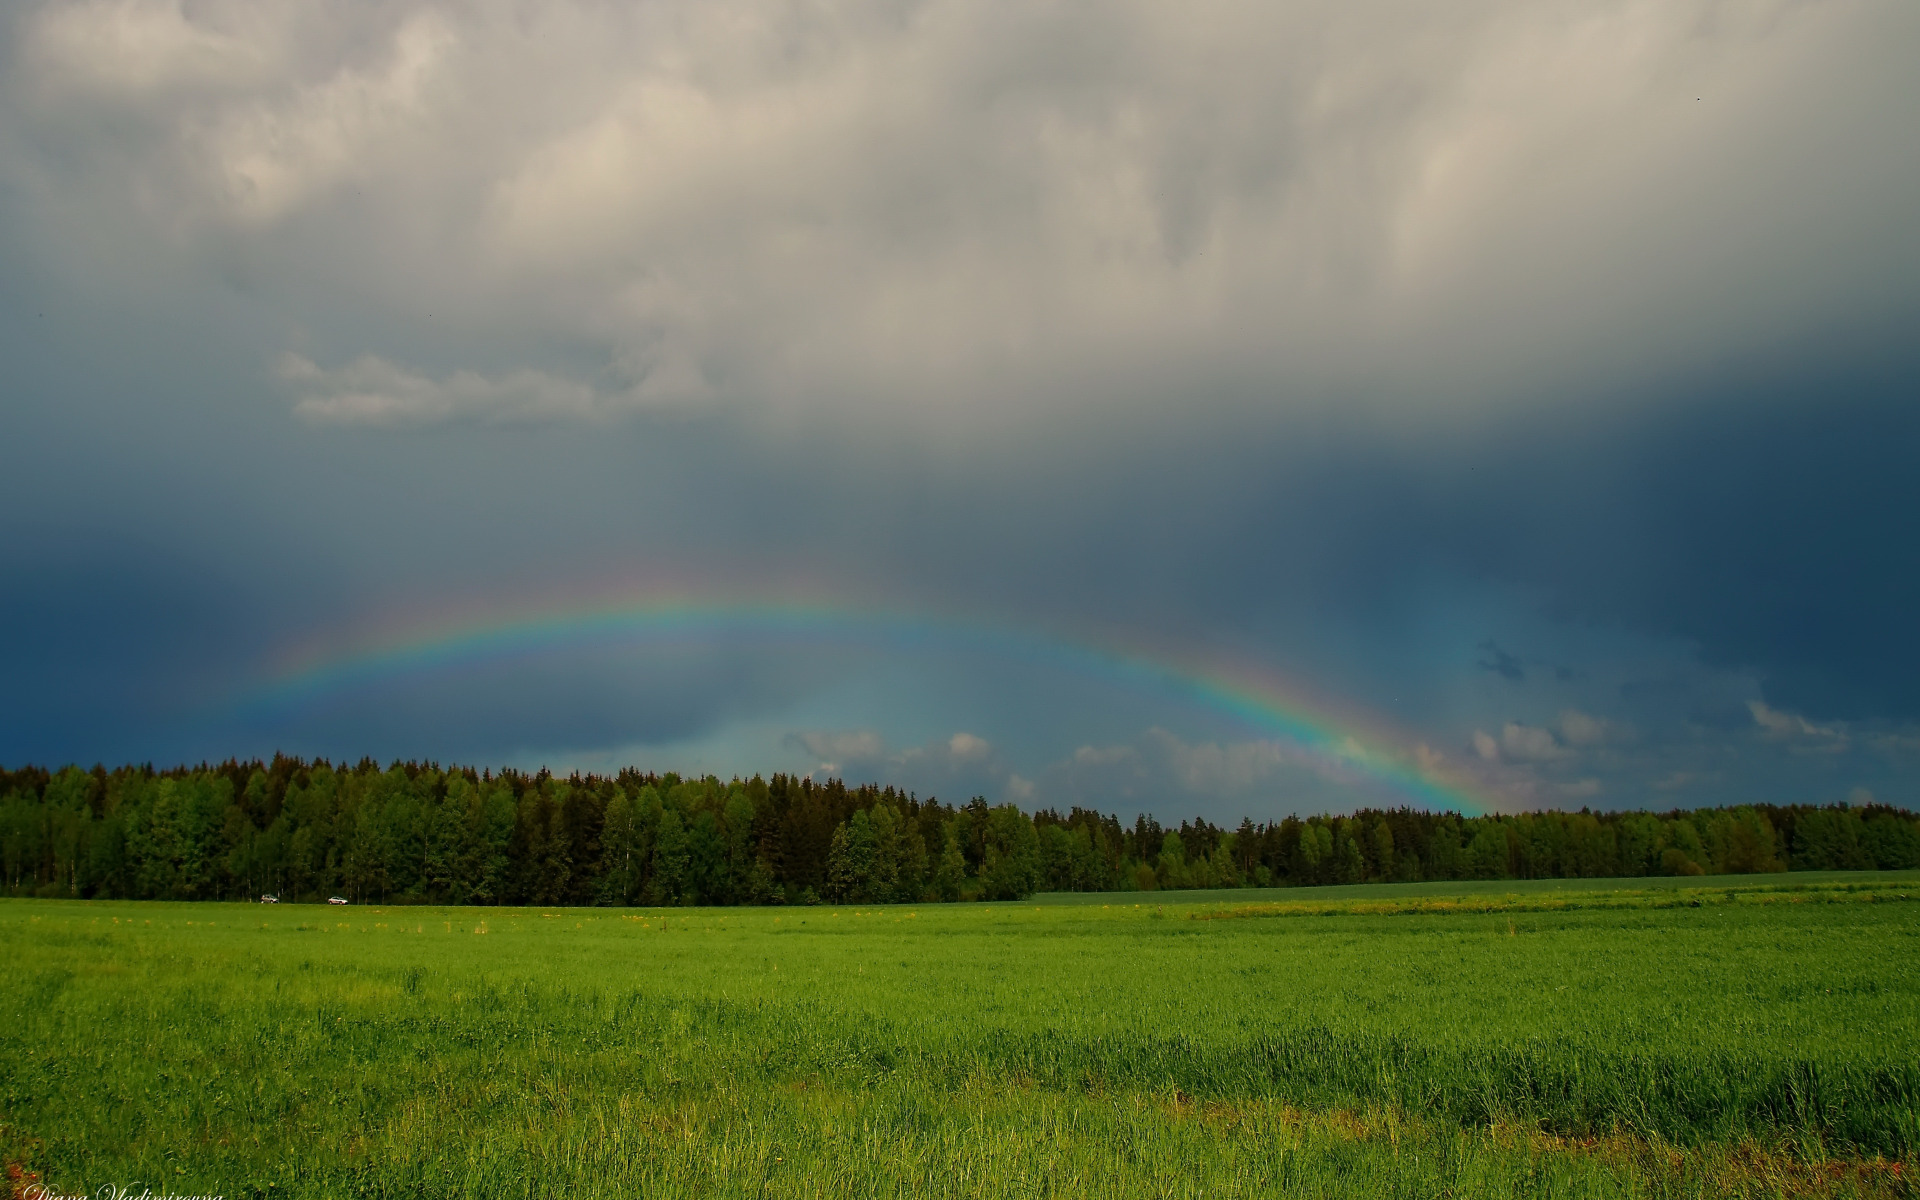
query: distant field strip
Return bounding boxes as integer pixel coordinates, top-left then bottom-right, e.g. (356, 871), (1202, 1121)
(1188, 879), (1920, 921)
(5, 877), (1918, 1198)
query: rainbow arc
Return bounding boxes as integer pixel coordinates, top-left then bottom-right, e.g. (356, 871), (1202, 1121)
(246, 589), (1491, 814)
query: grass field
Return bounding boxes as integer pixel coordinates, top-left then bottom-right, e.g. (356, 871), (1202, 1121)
(4, 874), (1918, 1199)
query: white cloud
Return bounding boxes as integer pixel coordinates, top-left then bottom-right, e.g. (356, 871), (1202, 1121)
(1498, 721), (1567, 763)
(1748, 700), (1852, 755)
(1074, 744), (1138, 766)
(1559, 709), (1615, 747)
(880, 730), (1015, 801)
(26, 0), (274, 97)
(1027, 725), (1557, 816)
(1143, 727), (1290, 793)
(9, 0), (1914, 428)
(788, 729), (885, 768)
(280, 352), (707, 426)
(281, 354), (590, 426)
(788, 728), (1008, 793)
(1473, 722), (1572, 763)
(209, 12), (455, 224)
(946, 732), (992, 760)
(1748, 699), (1838, 739)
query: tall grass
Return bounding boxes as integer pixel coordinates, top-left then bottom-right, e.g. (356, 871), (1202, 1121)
(4, 876), (1917, 1198)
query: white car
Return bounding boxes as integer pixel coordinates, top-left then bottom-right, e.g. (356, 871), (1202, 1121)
(260, 894), (279, 904)
(328, 896), (349, 905)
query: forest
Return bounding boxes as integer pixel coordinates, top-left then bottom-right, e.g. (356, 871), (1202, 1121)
(2, 757), (1916, 905)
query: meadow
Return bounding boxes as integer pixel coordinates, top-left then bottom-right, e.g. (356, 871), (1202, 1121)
(4, 873), (1918, 1199)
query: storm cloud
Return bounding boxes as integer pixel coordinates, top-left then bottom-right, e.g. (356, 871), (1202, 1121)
(0, 0), (1915, 817)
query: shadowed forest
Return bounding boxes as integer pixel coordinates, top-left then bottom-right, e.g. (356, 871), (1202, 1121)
(2, 758), (1916, 906)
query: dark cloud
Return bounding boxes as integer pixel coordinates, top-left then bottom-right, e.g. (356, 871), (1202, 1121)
(1446, 374), (1920, 721)
(1477, 641), (1526, 683)
(0, 528), (267, 764)
(0, 0), (1915, 814)
(237, 641), (832, 767)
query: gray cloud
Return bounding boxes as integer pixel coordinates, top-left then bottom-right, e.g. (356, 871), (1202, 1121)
(1477, 640), (1525, 682)
(6, 0), (1914, 431)
(2, 0), (1916, 816)
(1017, 728), (1423, 821)
(280, 354), (606, 426)
(785, 728), (886, 771)
(240, 640), (838, 767)
(1749, 700), (1840, 742)
(1497, 722), (1567, 764)
(1558, 710), (1619, 749)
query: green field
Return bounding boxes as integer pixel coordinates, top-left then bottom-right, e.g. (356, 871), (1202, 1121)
(5, 875), (1919, 1199)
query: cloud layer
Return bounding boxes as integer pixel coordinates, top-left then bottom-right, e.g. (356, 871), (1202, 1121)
(0, 0), (1915, 817)
(9, 0), (1916, 428)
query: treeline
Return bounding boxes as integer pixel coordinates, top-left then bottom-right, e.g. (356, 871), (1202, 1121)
(1, 757), (1916, 905)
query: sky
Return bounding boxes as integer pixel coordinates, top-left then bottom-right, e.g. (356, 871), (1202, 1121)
(1, 0), (1916, 822)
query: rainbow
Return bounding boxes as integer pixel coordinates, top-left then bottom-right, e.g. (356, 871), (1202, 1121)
(242, 586), (1492, 815)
